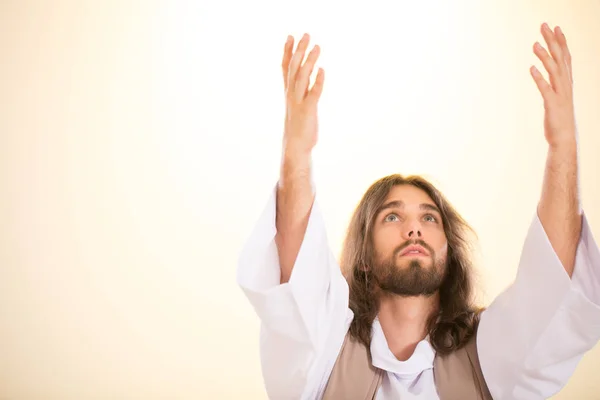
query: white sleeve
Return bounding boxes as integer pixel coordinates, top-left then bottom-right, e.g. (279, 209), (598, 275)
(477, 211), (600, 400)
(237, 184), (351, 400)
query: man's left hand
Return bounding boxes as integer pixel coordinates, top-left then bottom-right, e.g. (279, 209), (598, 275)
(530, 23), (577, 150)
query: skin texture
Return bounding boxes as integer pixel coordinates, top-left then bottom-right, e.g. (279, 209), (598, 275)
(371, 184), (449, 297)
(531, 23), (582, 278)
(275, 34), (324, 284)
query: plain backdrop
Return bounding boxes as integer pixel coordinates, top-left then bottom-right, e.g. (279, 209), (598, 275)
(1, 0), (599, 398)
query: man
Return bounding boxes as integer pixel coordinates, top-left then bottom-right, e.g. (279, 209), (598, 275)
(237, 23), (600, 399)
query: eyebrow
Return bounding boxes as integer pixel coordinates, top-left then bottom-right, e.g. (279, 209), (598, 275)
(377, 200), (441, 217)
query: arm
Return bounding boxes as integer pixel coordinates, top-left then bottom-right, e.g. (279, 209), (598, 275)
(537, 144), (581, 277)
(276, 150), (314, 284)
(237, 35), (350, 399)
(276, 33), (322, 284)
(533, 23), (582, 278)
(477, 212), (600, 399)
(476, 23), (600, 399)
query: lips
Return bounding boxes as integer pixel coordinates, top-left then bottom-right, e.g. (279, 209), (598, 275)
(399, 245), (429, 256)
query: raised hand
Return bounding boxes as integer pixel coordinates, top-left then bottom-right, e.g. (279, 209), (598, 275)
(281, 34), (325, 157)
(276, 34), (325, 284)
(530, 23), (577, 149)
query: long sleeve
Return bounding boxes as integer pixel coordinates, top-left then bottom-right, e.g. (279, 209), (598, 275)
(477, 210), (600, 399)
(237, 184), (351, 399)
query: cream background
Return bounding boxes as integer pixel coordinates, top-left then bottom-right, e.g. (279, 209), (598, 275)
(1, 0), (599, 399)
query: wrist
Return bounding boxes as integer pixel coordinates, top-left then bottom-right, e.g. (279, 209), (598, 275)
(280, 143), (311, 185)
(281, 138), (312, 164)
(548, 129), (578, 152)
(548, 138), (577, 156)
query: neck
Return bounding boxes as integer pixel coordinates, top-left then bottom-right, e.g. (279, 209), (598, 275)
(377, 292), (439, 361)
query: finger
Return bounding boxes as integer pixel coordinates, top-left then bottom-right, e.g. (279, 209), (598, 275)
(302, 46), (320, 99)
(530, 65), (553, 100)
(555, 26), (573, 82)
(282, 35), (294, 91)
(540, 23), (565, 73)
(295, 45), (321, 102)
(306, 68), (325, 105)
(533, 42), (560, 91)
(287, 34), (311, 99)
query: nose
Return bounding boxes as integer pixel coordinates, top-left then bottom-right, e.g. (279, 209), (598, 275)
(402, 219), (422, 240)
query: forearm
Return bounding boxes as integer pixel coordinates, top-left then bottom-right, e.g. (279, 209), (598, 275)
(537, 140), (582, 277)
(275, 143), (315, 284)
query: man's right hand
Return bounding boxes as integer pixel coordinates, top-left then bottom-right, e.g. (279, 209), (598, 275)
(282, 33), (324, 158)
(276, 33), (324, 284)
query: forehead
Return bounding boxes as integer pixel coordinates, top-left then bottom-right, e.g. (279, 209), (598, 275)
(384, 184), (435, 205)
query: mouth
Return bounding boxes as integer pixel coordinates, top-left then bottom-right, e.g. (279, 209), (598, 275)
(399, 245), (429, 257)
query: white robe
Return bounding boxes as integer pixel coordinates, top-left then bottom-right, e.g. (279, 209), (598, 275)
(237, 184), (600, 400)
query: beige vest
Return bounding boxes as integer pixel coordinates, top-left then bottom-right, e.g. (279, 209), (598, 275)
(322, 331), (493, 400)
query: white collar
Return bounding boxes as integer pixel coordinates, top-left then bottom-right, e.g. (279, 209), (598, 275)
(369, 317), (436, 376)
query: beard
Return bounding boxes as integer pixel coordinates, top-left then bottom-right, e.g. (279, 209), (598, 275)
(371, 239), (447, 297)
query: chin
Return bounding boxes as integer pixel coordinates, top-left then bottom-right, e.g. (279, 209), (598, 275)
(397, 259), (424, 269)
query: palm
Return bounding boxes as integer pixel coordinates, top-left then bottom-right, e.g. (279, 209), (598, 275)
(281, 34), (324, 155)
(531, 23), (577, 148)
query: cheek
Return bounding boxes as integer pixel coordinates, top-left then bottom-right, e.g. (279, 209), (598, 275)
(427, 229), (448, 257)
(373, 231), (398, 258)
(437, 242), (448, 259)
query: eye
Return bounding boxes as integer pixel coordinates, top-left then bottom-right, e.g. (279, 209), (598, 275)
(423, 214), (438, 223)
(384, 213), (400, 222)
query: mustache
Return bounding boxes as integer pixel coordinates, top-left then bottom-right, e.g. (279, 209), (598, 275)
(393, 239), (435, 257)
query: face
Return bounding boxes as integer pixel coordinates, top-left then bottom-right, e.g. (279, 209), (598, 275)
(370, 184), (449, 297)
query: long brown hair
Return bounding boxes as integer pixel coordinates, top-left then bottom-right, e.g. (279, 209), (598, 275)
(340, 174), (483, 355)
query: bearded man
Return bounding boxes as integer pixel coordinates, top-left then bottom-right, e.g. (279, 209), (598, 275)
(237, 23), (600, 399)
